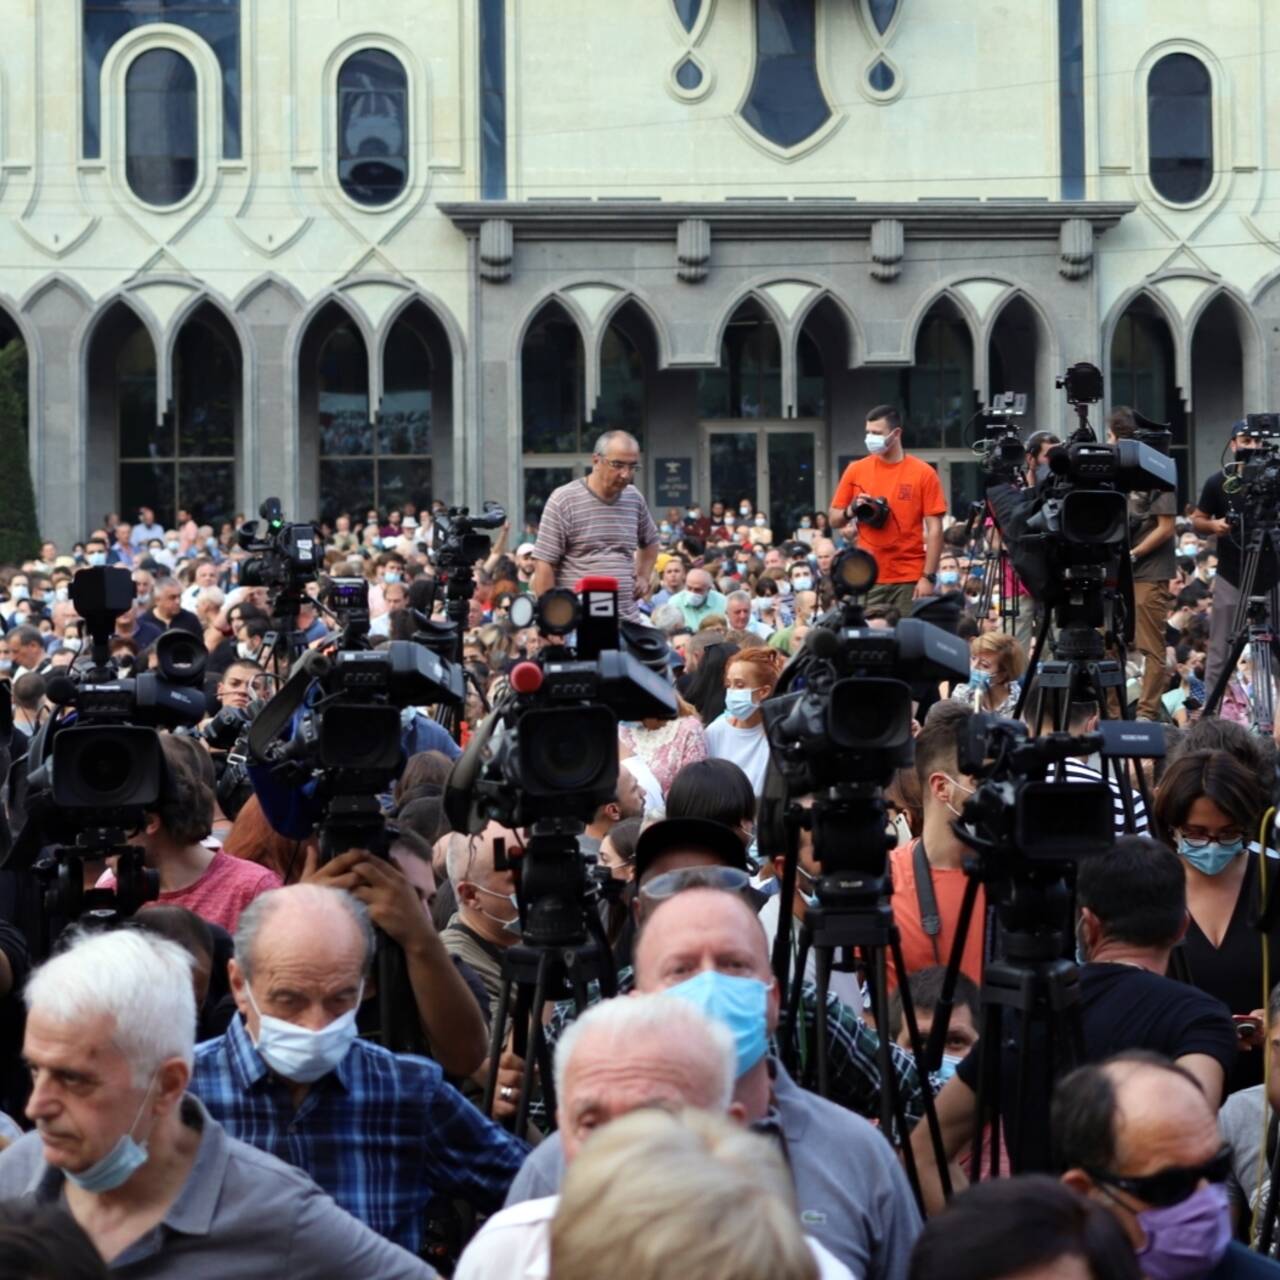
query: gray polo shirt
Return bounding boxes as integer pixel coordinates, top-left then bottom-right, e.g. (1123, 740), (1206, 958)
(503, 1059), (921, 1280)
(0, 1095), (435, 1278)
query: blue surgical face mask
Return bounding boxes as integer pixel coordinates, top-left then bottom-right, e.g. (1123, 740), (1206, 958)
(725, 687), (759, 721)
(87, 551), (107, 567)
(939, 570), (959, 586)
(383, 571), (402, 585)
(666, 969), (769, 1077)
(245, 982), (362, 1083)
(1177, 834), (1244, 877)
(166, 540), (180, 553)
(797, 866), (820, 911)
(792, 575), (813, 592)
(64, 1076), (157, 1193)
(800, 518), (812, 529)
(937, 1054), (963, 1084)
(969, 667), (992, 689)
(10, 585), (28, 601)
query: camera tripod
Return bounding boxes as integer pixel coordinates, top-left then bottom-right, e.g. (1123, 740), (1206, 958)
(1014, 583), (1150, 835)
(961, 501), (1024, 638)
(770, 790), (953, 1212)
(483, 821), (617, 1137)
(1203, 524), (1280, 734)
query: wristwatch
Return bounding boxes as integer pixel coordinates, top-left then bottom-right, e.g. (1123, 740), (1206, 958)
(923, 572), (937, 585)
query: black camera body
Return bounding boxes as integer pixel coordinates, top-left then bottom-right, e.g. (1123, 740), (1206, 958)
(1056, 361), (1104, 405)
(238, 497), (319, 592)
(1225, 416), (1280, 517)
(852, 494), (891, 529)
(432, 503), (506, 568)
(5, 568), (208, 929)
(445, 579), (676, 833)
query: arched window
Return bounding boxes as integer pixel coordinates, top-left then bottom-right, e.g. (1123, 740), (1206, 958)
(597, 327), (645, 432)
(903, 310), (972, 448)
(117, 308), (239, 528)
(338, 49), (409, 206)
(126, 49), (198, 206)
(699, 303), (783, 419)
(316, 317), (372, 524)
(741, 0), (831, 148)
(1148, 53), (1213, 204)
(377, 323), (433, 515)
(84, 0), (240, 160)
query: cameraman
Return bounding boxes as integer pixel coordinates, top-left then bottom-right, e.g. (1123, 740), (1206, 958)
(1108, 407), (1176, 721)
(1192, 419), (1280, 694)
(829, 406), (947, 615)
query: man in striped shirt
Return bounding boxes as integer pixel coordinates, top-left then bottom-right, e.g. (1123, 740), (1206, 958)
(531, 430), (659, 621)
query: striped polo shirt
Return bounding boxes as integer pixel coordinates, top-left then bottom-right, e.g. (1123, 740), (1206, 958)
(532, 478), (658, 620)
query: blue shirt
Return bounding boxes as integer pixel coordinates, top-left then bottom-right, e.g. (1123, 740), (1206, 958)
(191, 1016), (527, 1252)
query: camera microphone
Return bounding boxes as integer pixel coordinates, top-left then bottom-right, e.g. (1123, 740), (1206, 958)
(44, 675), (78, 708)
(806, 627), (840, 661)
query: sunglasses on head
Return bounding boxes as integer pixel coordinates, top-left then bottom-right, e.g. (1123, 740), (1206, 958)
(1088, 1146), (1232, 1208)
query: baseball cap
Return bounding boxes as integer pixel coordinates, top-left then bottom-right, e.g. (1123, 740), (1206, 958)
(1230, 419), (1251, 439)
(633, 817), (750, 883)
(517, 542), (537, 557)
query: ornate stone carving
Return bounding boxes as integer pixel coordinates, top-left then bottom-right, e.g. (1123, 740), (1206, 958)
(479, 219), (514, 283)
(1059, 217), (1093, 279)
(677, 218), (711, 282)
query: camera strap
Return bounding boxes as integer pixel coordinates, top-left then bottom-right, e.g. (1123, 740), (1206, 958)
(912, 838), (942, 964)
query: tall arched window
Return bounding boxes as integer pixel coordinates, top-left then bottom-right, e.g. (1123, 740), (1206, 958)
(126, 49), (198, 206)
(316, 317), (372, 524)
(699, 302), (783, 419)
(338, 49), (409, 206)
(1148, 53), (1213, 204)
(903, 310), (972, 448)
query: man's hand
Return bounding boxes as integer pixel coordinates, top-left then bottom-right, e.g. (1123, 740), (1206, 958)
(305, 851), (429, 952)
(633, 575), (650, 602)
(491, 1049), (526, 1121)
(1209, 518), (1231, 537)
(913, 576), (934, 600)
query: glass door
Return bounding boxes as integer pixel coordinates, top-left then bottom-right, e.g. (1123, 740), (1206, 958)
(700, 422), (826, 540)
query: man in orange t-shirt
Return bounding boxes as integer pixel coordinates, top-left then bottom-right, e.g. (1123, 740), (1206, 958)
(886, 702), (986, 990)
(829, 404), (947, 617)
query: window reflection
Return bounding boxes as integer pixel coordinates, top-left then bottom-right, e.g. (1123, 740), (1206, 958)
(338, 49), (409, 206)
(741, 0), (831, 148)
(1148, 53), (1213, 204)
(125, 49), (198, 206)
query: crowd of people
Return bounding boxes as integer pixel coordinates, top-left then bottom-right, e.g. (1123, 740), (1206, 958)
(0, 406), (1277, 1278)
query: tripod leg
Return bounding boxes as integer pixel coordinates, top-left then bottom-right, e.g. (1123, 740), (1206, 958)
(1010, 1002), (1035, 1174)
(785, 931), (813, 1084)
(513, 949), (554, 1138)
(482, 974), (516, 1118)
(815, 944), (833, 1104)
(1204, 631), (1251, 719)
(969, 999), (1002, 1183)
(923, 878), (983, 1073)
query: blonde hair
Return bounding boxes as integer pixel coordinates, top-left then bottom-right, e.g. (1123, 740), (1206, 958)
(550, 1108), (817, 1280)
(972, 629), (1027, 681)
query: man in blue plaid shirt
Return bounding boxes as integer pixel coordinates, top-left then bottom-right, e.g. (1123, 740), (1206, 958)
(191, 884), (526, 1253)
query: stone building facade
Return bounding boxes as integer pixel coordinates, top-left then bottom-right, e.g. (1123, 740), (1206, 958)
(2, 0), (1276, 548)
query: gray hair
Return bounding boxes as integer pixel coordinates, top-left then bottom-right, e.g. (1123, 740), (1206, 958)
(649, 604), (685, 635)
(234, 885), (376, 982)
(25, 928), (195, 1085)
(725, 591), (752, 608)
(553, 994), (736, 1115)
(592, 429), (639, 457)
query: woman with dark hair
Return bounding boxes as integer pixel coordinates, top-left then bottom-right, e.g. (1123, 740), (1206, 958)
(682, 641), (740, 726)
(1153, 748), (1277, 1091)
(666, 758), (756, 851)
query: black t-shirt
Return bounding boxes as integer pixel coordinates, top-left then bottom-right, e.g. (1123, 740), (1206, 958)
(1179, 854), (1280, 1094)
(1197, 471), (1280, 593)
(956, 962), (1236, 1171)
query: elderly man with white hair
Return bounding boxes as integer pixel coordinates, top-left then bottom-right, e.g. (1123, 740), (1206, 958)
(190, 883), (525, 1254)
(0, 927), (435, 1277)
(453, 994), (853, 1280)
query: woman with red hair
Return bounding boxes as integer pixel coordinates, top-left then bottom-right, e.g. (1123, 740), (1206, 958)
(703, 646), (785, 792)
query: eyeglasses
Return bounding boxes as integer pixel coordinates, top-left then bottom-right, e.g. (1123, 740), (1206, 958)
(639, 865), (751, 904)
(598, 457), (640, 473)
(1178, 827), (1245, 849)
(1088, 1146), (1232, 1208)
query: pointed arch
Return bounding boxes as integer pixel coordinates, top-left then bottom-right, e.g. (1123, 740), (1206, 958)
(901, 286), (983, 365)
(792, 288), (863, 371)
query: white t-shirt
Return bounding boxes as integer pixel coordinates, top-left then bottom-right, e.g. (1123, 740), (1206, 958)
(704, 714), (772, 793)
(454, 1194), (854, 1280)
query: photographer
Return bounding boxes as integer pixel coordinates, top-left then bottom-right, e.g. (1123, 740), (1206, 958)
(1192, 419), (1280, 694)
(829, 406), (947, 615)
(1107, 407), (1176, 721)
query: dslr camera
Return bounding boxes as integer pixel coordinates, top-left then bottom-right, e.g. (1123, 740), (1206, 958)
(851, 494), (891, 530)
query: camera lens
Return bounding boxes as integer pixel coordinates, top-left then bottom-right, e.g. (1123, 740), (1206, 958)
(517, 705), (616, 797)
(79, 739), (132, 799)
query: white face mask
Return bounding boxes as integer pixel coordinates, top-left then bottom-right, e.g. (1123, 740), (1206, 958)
(865, 433), (891, 454)
(236, 640), (259, 660)
(245, 982), (363, 1083)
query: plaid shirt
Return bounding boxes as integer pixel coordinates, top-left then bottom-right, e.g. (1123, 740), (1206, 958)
(191, 1017), (528, 1253)
(542, 967), (926, 1130)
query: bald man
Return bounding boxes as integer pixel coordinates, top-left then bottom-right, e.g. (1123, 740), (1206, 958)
(1055, 1053), (1262, 1280)
(504, 886), (922, 1280)
(190, 884), (527, 1254)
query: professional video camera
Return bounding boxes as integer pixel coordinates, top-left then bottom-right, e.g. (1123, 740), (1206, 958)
(1224, 414), (1280, 513)
(432, 502), (507, 567)
(762, 548), (969, 881)
(986, 362), (1176, 610)
(237, 496), (319, 592)
(974, 392), (1029, 481)
(4, 568), (208, 932)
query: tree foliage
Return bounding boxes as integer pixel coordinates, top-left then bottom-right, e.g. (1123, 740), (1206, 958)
(0, 338), (38, 566)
